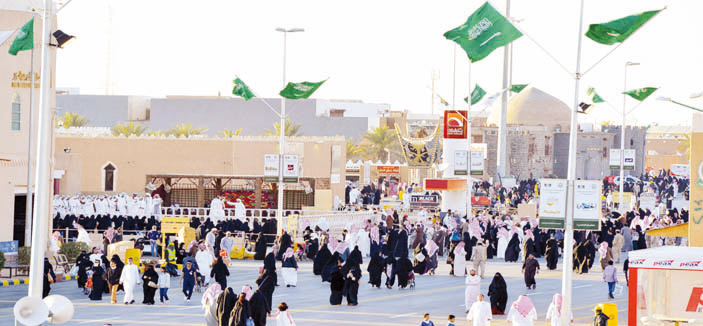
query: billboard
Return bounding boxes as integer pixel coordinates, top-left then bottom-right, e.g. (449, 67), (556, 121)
(410, 194), (440, 207)
(609, 149), (635, 170)
(573, 180), (601, 230)
(470, 151), (484, 176)
(538, 179), (567, 229)
(264, 154), (279, 182)
(443, 110), (468, 139)
(454, 150), (468, 176)
(283, 154), (299, 183)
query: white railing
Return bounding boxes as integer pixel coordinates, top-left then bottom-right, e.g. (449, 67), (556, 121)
(159, 206), (343, 219)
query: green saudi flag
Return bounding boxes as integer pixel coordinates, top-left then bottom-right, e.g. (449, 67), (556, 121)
(280, 80), (325, 99)
(623, 87), (658, 101)
(510, 84), (528, 93)
(464, 84), (486, 105)
(232, 77), (255, 100)
(586, 9), (663, 45)
(587, 87), (605, 103)
(8, 18), (34, 56)
(444, 2), (522, 63)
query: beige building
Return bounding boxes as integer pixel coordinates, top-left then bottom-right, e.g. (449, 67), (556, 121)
(54, 134), (346, 211)
(1, 8), (57, 245)
(645, 125), (689, 170)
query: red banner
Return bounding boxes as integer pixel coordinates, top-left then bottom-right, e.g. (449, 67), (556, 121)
(376, 165), (400, 174)
(471, 196), (491, 206)
(443, 110), (467, 139)
(223, 190), (274, 209)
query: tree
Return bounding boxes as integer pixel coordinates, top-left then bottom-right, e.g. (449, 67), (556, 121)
(360, 126), (401, 162)
(57, 112), (88, 129)
(346, 138), (363, 160)
(264, 118), (302, 136)
(220, 128), (242, 138)
(677, 133), (691, 160)
(164, 123), (208, 138)
(111, 122), (148, 137)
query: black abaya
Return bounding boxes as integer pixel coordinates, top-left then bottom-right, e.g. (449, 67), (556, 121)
(141, 266), (158, 304)
(394, 257), (412, 288)
(412, 244), (428, 275)
(43, 259), (55, 298)
(545, 239), (559, 270)
(321, 252), (341, 282)
(249, 290), (270, 326)
(314, 245), (332, 276)
(229, 295), (251, 326)
(211, 257), (230, 290)
(342, 247), (362, 305)
(504, 234), (521, 262)
(487, 272), (508, 314)
(329, 266), (344, 305)
(277, 232), (292, 261)
(216, 287), (236, 326)
(254, 232), (267, 260)
(367, 252), (384, 288)
(89, 266), (105, 301)
(255, 253), (277, 311)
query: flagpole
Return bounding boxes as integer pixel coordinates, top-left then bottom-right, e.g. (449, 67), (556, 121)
(562, 0), (585, 325)
(28, 0), (54, 298)
(24, 14), (36, 247)
(466, 61), (472, 218)
(278, 31), (287, 236)
(496, 0), (511, 181)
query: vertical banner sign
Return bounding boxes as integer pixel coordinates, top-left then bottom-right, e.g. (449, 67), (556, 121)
(609, 149), (636, 170)
(264, 154), (279, 182)
(443, 110), (468, 139)
(470, 151), (484, 176)
(454, 150), (468, 175)
(538, 179), (567, 228)
(283, 154), (299, 183)
(689, 121), (703, 246)
(573, 180), (601, 230)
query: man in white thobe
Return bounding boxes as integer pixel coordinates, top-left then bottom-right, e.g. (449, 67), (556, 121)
(144, 193), (154, 216)
(205, 229), (218, 256)
(119, 257), (141, 304)
(220, 232), (235, 258)
(467, 294), (492, 326)
(233, 199), (246, 220)
(465, 268), (481, 313)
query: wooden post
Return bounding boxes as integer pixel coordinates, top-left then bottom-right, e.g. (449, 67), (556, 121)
(196, 177), (205, 208)
(255, 177), (263, 216)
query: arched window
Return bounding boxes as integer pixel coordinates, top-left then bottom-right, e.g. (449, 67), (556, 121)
(11, 93), (20, 131)
(102, 162), (116, 191)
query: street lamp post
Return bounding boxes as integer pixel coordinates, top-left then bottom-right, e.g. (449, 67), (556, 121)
(619, 61), (639, 214)
(275, 27), (304, 234)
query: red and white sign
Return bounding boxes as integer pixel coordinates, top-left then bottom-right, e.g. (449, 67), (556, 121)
(443, 110), (467, 139)
(628, 258), (703, 270)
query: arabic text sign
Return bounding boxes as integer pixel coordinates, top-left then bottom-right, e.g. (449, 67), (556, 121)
(264, 154), (279, 182)
(283, 154), (299, 183)
(454, 150), (467, 176)
(609, 149), (635, 170)
(538, 179), (567, 228)
(470, 151), (484, 175)
(573, 180), (601, 230)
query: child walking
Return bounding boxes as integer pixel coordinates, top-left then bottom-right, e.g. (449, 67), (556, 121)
(269, 302), (296, 326)
(158, 266), (170, 304)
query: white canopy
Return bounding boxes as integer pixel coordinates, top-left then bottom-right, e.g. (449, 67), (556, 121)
(628, 246), (703, 270)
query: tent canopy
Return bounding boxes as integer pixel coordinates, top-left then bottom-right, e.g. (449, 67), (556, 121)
(646, 223), (688, 238)
(627, 246), (703, 270)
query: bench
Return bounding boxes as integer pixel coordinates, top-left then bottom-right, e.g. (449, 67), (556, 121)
(1, 264), (29, 278)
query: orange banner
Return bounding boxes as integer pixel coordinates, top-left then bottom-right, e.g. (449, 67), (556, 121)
(376, 165), (400, 175)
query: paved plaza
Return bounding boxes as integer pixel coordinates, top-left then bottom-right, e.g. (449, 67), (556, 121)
(0, 254), (629, 325)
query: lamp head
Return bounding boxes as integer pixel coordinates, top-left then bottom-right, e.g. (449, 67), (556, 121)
(51, 30), (75, 48)
(626, 61), (640, 66)
(656, 96), (672, 102)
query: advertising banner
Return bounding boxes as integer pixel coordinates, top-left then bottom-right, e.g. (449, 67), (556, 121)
(573, 180), (601, 230)
(454, 150), (468, 176)
(670, 164), (690, 178)
(377, 165), (400, 175)
(609, 149), (635, 170)
(470, 151), (484, 176)
(264, 154), (279, 182)
(410, 194), (440, 207)
(283, 154), (299, 183)
(538, 179), (567, 229)
(639, 192), (656, 211)
(443, 110), (468, 139)
(690, 118), (703, 246)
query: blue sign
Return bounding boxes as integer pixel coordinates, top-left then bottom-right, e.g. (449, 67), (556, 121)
(0, 240), (19, 254)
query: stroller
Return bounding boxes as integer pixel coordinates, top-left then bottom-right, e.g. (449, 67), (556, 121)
(407, 271), (416, 289)
(194, 271), (206, 293)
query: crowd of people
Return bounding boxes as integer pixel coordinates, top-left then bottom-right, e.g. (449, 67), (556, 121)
(45, 168), (691, 325)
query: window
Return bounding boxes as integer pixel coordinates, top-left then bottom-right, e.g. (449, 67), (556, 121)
(11, 94), (20, 131)
(103, 163), (116, 191)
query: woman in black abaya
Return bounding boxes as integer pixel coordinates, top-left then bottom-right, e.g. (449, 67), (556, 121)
(314, 244), (332, 276)
(89, 260), (105, 301)
(544, 235), (559, 270)
(141, 264), (158, 305)
(343, 247), (363, 306)
(229, 291), (251, 326)
(367, 250), (385, 288)
(329, 257), (344, 305)
(211, 257), (230, 290)
(276, 231), (292, 261)
(487, 272), (508, 315)
(255, 253), (277, 311)
(216, 287), (236, 326)
(504, 233), (521, 262)
(394, 256), (413, 288)
(412, 243), (428, 275)
(321, 252), (341, 282)
(254, 232), (267, 260)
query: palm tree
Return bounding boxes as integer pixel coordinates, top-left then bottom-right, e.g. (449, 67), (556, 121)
(57, 112), (88, 129)
(677, 133), (691, 160)
(220, 128), (242, 138)
(346, 138), (363, 160)
(360, 126), (400, 161)
(264, 118), (302, 136)
(112, 122), (148, 137)
(165, 123), (208, 138)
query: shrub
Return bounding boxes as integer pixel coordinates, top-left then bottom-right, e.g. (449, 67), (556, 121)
(0, 251), (5, 270)
(59, 242), (90, 263)
(18, 246), (31, 266)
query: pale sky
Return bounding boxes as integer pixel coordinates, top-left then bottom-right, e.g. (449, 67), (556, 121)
(55, 0), (703, 127)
